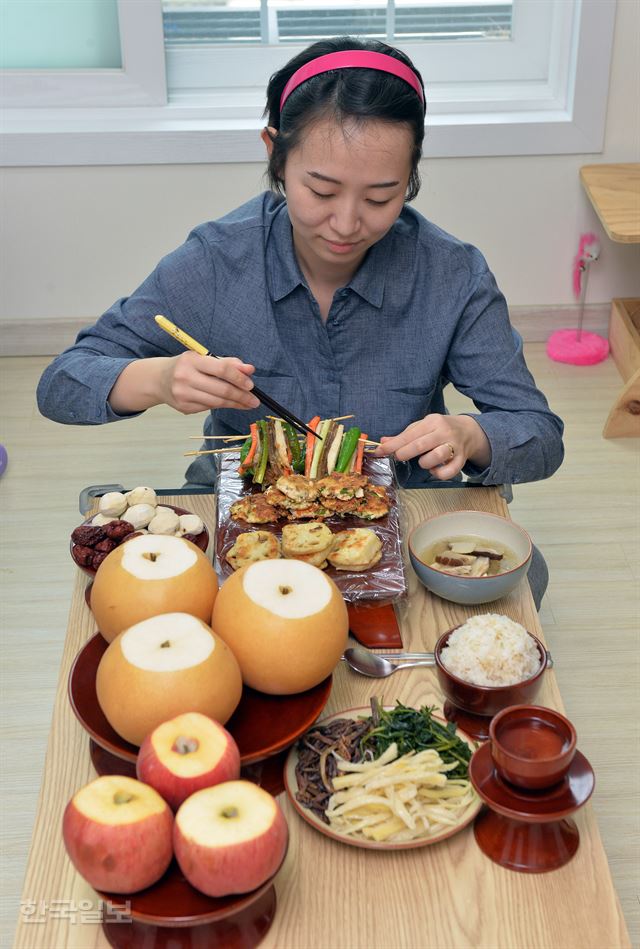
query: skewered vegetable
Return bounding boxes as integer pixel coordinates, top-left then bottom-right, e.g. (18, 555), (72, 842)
(334, 427), (361, 473)
(283, 422), (304, 472)
(253, 420), (269, 484)
(238, 416), (370, 486)
(305, 416), (321, 478)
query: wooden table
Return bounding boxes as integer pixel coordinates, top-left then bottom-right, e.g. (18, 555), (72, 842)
(579, 164), (640, 437)
(14, 489), (631, 949)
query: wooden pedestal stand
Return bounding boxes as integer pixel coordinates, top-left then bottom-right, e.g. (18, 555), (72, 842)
(579, 164), (640, 438)
(603, 298), (640, 437)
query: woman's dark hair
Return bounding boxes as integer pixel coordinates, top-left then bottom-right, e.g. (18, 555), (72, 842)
(263, 36), (426, 201)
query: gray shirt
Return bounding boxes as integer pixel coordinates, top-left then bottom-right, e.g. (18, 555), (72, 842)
(37, 191), (563, 487)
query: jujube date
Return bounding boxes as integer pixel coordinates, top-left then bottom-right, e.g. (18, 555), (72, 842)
(73, 545), (95, 566)
(94, 538), (117, 553)
(71, 525), (105, 547)
(103, 520), (135, 540)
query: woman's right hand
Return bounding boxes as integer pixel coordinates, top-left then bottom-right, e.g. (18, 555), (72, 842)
(158, 352), (260, 414)
(108, 353), (260, 416)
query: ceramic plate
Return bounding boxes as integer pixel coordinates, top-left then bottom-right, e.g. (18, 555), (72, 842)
(70, 504), (210, 577)
(284, 706), (481, 850)
(68, 633), (332, 765)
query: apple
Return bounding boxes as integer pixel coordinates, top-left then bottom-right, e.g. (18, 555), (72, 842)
(96, 613), (243, 746)
(211, 559), (348, 694)
(173, 781), (288, 897)
(62, 775), (173, 894)
(136, 712), (241, 811)
(91, 533), (218, 643)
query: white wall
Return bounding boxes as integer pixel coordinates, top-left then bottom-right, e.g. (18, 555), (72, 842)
(1, 0), (638, 331)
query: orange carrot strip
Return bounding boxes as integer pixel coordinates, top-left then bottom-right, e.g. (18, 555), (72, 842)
(304, 415), (321, 477)
(239, 422), (258, 472)
(355, 433), (367, 473)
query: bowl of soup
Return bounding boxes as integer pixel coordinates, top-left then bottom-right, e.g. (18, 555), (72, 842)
(408, 511), (532, 605)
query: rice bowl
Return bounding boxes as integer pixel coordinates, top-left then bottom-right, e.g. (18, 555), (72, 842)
(439, 614), (541, 687)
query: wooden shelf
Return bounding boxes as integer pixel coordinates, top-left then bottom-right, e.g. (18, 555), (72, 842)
(580, 163), (640, 243)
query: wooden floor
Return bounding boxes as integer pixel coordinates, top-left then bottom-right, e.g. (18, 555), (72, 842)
(1, 346), (638, 947)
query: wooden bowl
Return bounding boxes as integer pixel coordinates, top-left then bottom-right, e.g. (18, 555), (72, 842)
(489, 705), (577, 790)
(434, 626), (549, 719)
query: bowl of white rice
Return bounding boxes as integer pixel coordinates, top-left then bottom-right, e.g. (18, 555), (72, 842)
(434, 614), (549, 717)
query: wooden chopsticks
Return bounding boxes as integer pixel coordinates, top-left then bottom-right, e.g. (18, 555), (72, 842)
(154, 315), (321, 441)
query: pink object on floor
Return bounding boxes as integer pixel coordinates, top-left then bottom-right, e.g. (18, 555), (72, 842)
(546, 329), (609, 365)
(572, 232), (599, 298)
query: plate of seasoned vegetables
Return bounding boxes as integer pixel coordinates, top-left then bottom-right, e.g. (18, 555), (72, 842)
(284, 699), (481, 850)
(214, 416), (407, 603)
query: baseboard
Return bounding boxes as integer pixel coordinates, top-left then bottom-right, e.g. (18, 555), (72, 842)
(0, 304), (611, 357)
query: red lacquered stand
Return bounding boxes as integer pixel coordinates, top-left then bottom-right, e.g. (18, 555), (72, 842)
(70, 631), (332, 798)
(473, 811), (579, 873)
(469, 744), (595, 873)
(443, 701), (492, 742)
(98, 861), (281, 949)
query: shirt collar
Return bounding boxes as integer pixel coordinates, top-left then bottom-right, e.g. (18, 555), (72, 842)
(267, 201), (392, 309)
(266, 202), (304, 302)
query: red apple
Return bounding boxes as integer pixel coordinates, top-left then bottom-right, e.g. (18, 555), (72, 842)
(136, 712), (241, 811)
(173, 781), (288, 897)
(62, 775), (173, 893)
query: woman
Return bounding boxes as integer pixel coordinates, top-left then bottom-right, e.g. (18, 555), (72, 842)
(37, 36), (563, 606)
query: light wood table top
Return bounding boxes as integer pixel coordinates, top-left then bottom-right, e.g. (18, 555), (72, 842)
(14, 488), (630, 949)
(580, 163), (640, 243)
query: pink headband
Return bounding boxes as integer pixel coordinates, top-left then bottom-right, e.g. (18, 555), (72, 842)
(280, 50), (424, 111)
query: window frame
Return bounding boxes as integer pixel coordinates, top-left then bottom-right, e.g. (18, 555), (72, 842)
(166, 1), (558, 93)
(0, 0), (167, 108)
(0, 0), (617, 165)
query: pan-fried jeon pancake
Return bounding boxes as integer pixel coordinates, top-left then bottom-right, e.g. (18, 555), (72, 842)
(284, 549), (331, 569)
(357, 485), (390, 520)
(328, 528), (382, 571)
(282, 521), (334, 556)
(230, 494), (281, 524)
(276, 474), (318, 503)
(321, 495), (362, 516)
(263, 486), (291, 508)
(316, 472), (368, 500)
(285, 503), (330, 520)
(226, 530), (281, 570)
(331, 549), (382, 572)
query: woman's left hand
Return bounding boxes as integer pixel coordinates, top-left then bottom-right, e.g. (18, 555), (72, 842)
(373, 414), (491, 480)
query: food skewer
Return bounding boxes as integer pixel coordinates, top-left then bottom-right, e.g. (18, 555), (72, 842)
(188, 434), (249, 441)
(183, 447), (242, 457)
(190, 434), (382, 446)
(184, 446), (378, 458)
(267, 414), (354, 423)
(185, 414), (380, 480)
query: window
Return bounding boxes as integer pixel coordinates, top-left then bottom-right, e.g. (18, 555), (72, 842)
(0, 0), (618, 165)
(0, 0), (166, 107)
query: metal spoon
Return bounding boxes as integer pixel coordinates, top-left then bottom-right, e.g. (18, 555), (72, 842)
(342, 646), (435, 678)
(343, 644), (554, 678)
